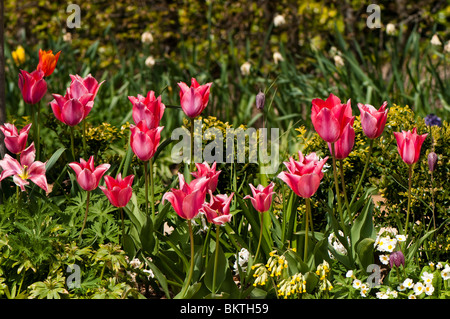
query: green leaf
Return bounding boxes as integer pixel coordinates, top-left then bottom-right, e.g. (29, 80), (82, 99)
(356, 238), (375, 271)
(204, 243), (228, 294)
(45, 147), (66, 172)
(140, 215), (156, 254)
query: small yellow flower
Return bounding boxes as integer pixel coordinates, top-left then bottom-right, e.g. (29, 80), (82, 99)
(12, 45), (26, 66)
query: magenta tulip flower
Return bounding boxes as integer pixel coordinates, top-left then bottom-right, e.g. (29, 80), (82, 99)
(68, 156), (110, 191)
(50, 74), (104, 126)
(18, 69), (47, 104)
(0, 123), (32, 154)
(278, 151), (328, 198)
(100, 173), (134, 208)
(129, 121), (164, 162)
(327, 120), (355, 159)
(129, 90), (165, 129)
(201, 190), (234, 225)
(178, 78), (212, 118)
(358, 101), (389, 139)
(191, 161), (221, 193)
(393, 128), (428, 165)
(162, 173), (209, 220)
(311, 93), (354, 143)
(244, 182), (275, 213)
(0, 143), (48, 192)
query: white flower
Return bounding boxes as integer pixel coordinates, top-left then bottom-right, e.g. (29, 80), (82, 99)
(379, 254), (390, 265)
(403, 278), (414, 289)
(234, 248), (250, 273)
(376, 291), (389, 299)
(436, 262), (443, 270)
(430, 34), (442, 46)
(352, 279), (362, 289)
(141, 31), (154, 44)
(408, 294), (416, 299)
(63, 32), (72, 43)
(386, 23), (396, 35)
(395, 235), (406, 242)
(360, 287), (370, 297)
(273, 14), (286, 27)
(425, 284), (435, 296)
(397, 283), (406, 291)
(143, 268), (154, 279)
(413, 282), (425, 295)
(130, 258), (142, 269)
(145, 56), (155, 68)
(421, 271), (434, 285)
(445, 41), (450, 54)
(240, 61), (251, 76)
(441, 265), (450, 280)
(334, 55), (344, 68)
(345, 270), (354, 278)
(273, 51), (284, 64)
(388, 289), (398, 298)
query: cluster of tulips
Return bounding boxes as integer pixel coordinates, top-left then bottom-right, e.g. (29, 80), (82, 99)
(0, 48), (430, 296)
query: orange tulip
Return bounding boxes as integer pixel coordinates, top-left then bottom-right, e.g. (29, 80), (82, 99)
(37, 49), (61, 76)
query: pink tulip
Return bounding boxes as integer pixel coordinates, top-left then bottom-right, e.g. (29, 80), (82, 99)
(393, 128), (428, 165)
(68, 156), (110, 191)
(201, 190), (234, 225)
(191, 161), (221, 193)
(357, 101), (389, 139)
(50, 74), (104, 126)
(244, 182), (275, 213)
(100, 173), (134, 208)
(162, 173), (209, 220)
(311, 93), (354, 143)
(0, 143), (48, 192)
(178, 78), (212, 118)
(129, 121), (164, 162)
(129, 90), (165, 129)
(0, 123), (32, 154)
(18, 69), (47, 104)
(277, 151), (328, 198)
(327, 120), (355, 159)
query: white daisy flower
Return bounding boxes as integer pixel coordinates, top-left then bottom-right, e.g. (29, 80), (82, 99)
(421, 272), (434, 285)
(413, 282), (425, 296)
(379, 254), (390, 265)
(425, 284), (435, 296)
(403, 278), (414, 289)
(352, 279), (362, 289)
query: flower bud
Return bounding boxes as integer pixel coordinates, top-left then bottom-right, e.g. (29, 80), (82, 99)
(256, 90), (265, 110)
(428, 152), (438, 172)
(389, 251), (405, 268)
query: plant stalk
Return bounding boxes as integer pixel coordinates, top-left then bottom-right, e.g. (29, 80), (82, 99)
(254, 212), (264, 262)
(331, 143), (346, 234)
(212, 225), (220, 295)
(350, 139), (374, 208)
(149, 158), (155, 220)
(79, 191), (90, 239)
(404, 165), (413, 235)
(182, 219), (195, 297)
(339, 159), (351, 223)
(304, 198), (310, 263)
(143, 161), (149, 216)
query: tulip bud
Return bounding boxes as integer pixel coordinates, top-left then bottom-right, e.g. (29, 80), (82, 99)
(389, 251), (405, 268)
(428, 152), (438, 172)
(256, 91), (265, 110)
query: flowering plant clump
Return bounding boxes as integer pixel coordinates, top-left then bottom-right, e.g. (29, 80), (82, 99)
(0, 24), (448, 302)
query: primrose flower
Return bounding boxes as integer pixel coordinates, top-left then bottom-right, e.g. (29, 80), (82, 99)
(441, 264), (450, 280)
(403, 278), (414, 289)
(413, 282), (425, 296)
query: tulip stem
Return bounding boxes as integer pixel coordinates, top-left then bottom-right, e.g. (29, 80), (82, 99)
(212, 225), (220, 295)
(120, 207), (125, 245)
(70, 126), (75, 161)
(254, 212), (264, 262)
(36, 102), (41, 161)
(181, 219), (195, 297)
(339, 159), (351, 223)
(331, 143), (346, 235)
(190, 117), (195, 172)
(143, 162), (149, 216)
(304, 198), (310, 263)
(404, 165), (413, 235)
(149, 158), (155, 220)
(350, 139), (374, 209)
(79, 191), (90, 239)
(82, 120), (87, 156)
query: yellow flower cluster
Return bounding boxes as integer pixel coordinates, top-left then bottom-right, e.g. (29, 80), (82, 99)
(266, 251), (288, 277)
(316, 261), (333, 291)
(251, 263), (269, 287)
(277, 273), (307, 299)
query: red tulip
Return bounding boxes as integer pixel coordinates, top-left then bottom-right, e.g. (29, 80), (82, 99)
(178, 78), (212, 118)
(277, 151), (328, 198)
(0, 143), (48, 192)
(162, 173), (209, 220)
(201, 190), (234, 225)
(18, 69), (47, 104)
(50, 74), (104, 126)
(130, 121), (164, 162)
(191, 161), (221, 193)
(68, 156), (110, 191)
(394, 128), (428, 165)
(37, 49), (61, 77)
(327, 120), (355, 159)
(357, 101), (389, 139)
(0, 123), (32, 154)
(129, 90), (165, 129)
(311, 93), (354, 143)
(100, 173), (134, 208)
(244, 182), (275, 213)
